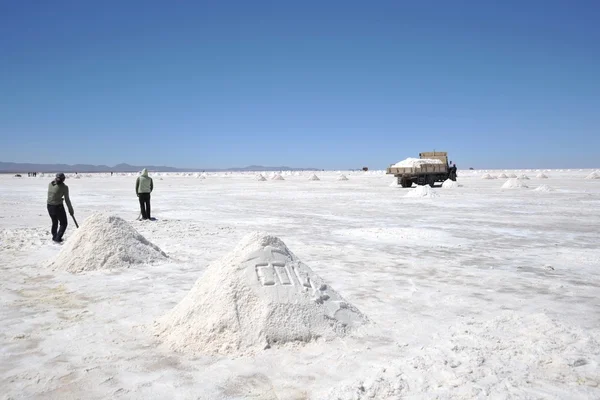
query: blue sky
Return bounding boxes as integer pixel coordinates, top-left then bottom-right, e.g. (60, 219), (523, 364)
(1, 1), (599, 169)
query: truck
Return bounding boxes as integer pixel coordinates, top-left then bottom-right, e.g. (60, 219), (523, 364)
(386, 151), (457, 188)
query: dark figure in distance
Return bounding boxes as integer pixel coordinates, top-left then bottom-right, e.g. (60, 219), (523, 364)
(47, 173), (74, 243)
(136, 169), (153, 220)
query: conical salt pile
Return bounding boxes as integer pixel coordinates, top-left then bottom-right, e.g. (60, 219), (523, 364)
(155, 232), (367, 355)
(585, 171), (600, 180)
(48, 213), (167, 273)
(518, 174), (530, 180)
(498, 173), (509, 179)
(272, 173), (285, 181)
(481, 173), (495, 180)
(338, 175), (349, 181)
(536, 173), (549, 179)
(441, 179), (461, 189)
(308, 174), (320, 181)
(502, 179), (528, 189)
(256, 174), (267, 181)
(405, 184), (439, 198)
(534, 184), (554, 192)
(509, 173), (518, 178)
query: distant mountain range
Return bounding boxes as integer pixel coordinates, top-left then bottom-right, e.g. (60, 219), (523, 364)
(0, 161), (320, 173)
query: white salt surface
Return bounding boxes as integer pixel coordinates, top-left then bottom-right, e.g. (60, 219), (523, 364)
(1, 170), (600, 399)
(392, 158), (443, 168)
(502, 178), (529, 189)
(156, 232), (367, 355)
(47, 213), (167, 273)
(405, 184), (439, 198)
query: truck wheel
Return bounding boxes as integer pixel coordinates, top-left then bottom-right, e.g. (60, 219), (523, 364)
(400, 177), (412, 188)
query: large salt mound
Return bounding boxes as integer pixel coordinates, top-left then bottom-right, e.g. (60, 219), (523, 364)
(308, 174), (320, 181)
(586, 171), (600, 180)
(48, 213), (167, 273)
(338, 174), (349, 181)
(502, 179), (528, 189)
(256, 174), (267, 181)
(392, 158), (443, 168)
(536, 173), (549, 179)
(156, 232), (367, 355)
(481, 173), (495, 180)
(441, 179), (461, 189)
(405, 184), (439, 198)
(534, 184), (554, 192)
(271, 173), (285, 181)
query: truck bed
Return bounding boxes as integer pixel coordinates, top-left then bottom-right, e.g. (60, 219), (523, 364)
(386, 164), (448, 175)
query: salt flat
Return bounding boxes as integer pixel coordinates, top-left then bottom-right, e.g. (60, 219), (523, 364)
(1, 169), (599, 399)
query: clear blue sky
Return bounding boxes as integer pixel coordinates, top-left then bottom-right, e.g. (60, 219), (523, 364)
(1, 1), (599, 169)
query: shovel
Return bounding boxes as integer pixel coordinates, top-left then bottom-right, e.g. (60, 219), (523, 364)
(71, 214), (79, 228)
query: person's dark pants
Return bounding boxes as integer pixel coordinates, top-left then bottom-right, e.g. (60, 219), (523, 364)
(138, 193), (151, 219)
(47, 204), (68, 241)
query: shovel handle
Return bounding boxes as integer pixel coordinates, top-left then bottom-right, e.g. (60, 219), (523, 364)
(71, 214), (79, 228)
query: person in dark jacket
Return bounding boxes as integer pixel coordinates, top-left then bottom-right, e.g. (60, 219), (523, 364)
(136, 169), (154, 220)
(47, 173), (74, 242)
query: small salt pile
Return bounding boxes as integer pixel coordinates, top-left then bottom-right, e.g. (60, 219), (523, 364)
(509, 173), (518, 178)
(533, 185), (554, 192)
(272, 173), (285, 181)
(518, 174), (530, 180)
(405, 185), (439, 198)
(536, 173), (549, 179)
(481, 173), (496, 180)
(48, 213), (167, 273)
(585, 171), (600, 180)
(155, 232), (367, 355)
(256, 174), (267, 181)
(308, 174), (320, 181)
(498, 173), (509, 179)
(502, 179), (528, 189)
(338, 174), (349, 181)
(442, 179), (461, 189)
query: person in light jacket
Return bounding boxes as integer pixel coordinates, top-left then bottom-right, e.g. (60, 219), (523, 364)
(47, 173), (74, 242)
(136, 169), (154, 220)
